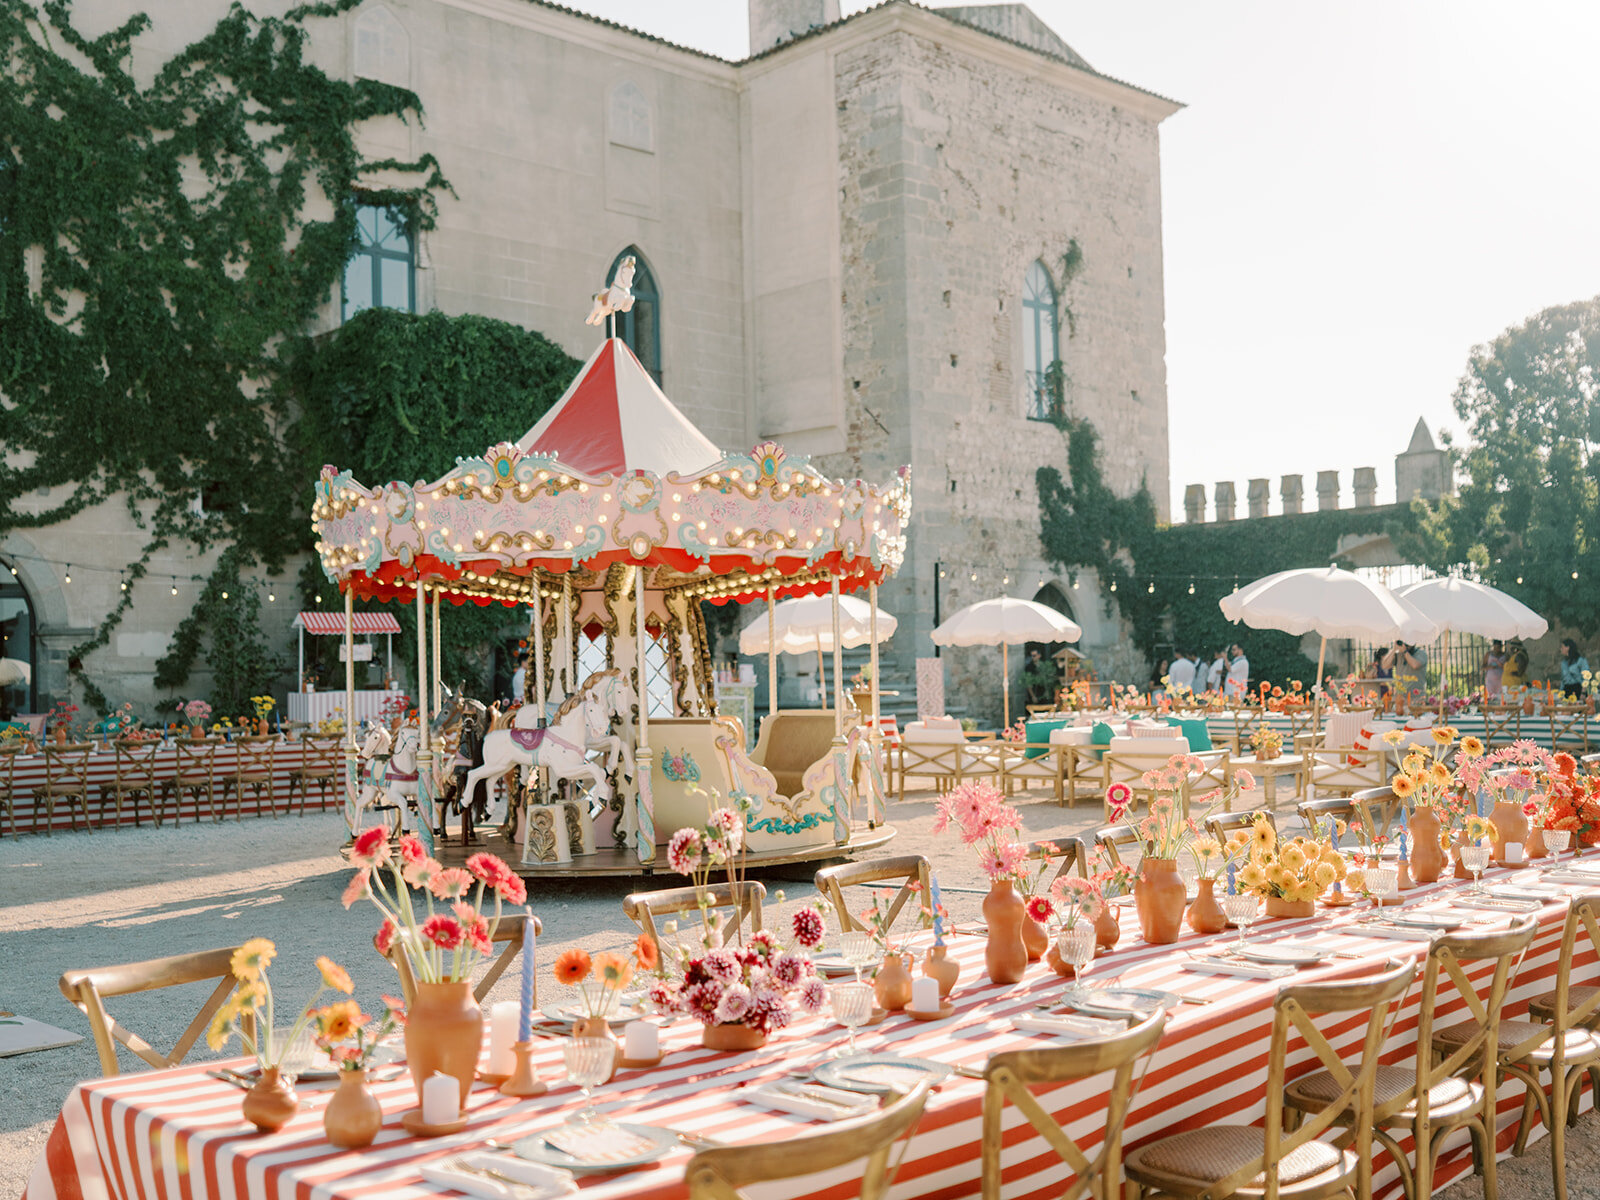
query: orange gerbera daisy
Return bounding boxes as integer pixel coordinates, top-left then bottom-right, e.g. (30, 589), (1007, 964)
(316, 956), (353, 995)
(315, 1000), (368, 1043)
(634, 932), (659, 972)
(1392, 774), (1417, 798)
(554, 948), (592, 986)
(593, 951), (635, 988)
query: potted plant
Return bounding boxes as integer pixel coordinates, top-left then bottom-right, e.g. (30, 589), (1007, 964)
(1223, 816), (1335, 919)
(314, 994), (402, 1148)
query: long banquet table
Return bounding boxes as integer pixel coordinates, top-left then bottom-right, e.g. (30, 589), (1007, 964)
(26, 863), (1600, 1200)
(1201, 706), (1583, 752)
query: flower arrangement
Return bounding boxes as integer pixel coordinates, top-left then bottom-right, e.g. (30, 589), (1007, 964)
(1045, 874), (1104, 930)
(47, 700), (79, 739)
(251, 695), (275, 721)
(998, 717), (1029, 743)
(183, 699), (212, 726)
(665, 800), (749, 947)
(933, 780), (1026, 880)
(1224, 817), (1345, 904)
(317, 708), (346, 734)
(553, 935), (657, 1018)
(848, 663), (873, 690)
(1455, 738), (1556, 834)
(205, 940), (358, 1069)
(313, 994), (404, 1073)
(856, 884), (932, 952)
(1541, 753), (1600, 846)
(1250, 725), (1283, 759)
(645, 920), (827, 1036)
(1380, 725), (1466, 813)
(345, 829), (525, 983)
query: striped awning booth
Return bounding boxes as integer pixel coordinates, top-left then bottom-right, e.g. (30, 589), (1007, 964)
(293, 612), (401, 635)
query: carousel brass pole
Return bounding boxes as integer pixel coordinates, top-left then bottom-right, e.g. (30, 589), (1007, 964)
(831, 577), (843, 737)
(533, 578), (547, 717)
(561, 574), (573, 696)
(869, 579), (882, 829)
(635, 565), (655, 864)
(343, 585), (357, 828)
(415, 582), (434, 844)
(432, 592), (442, 717)
(766, 585), (777, 726)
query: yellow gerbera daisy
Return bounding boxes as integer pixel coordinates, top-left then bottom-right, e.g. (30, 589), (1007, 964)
(1238, 862), (1268, 892)
(1314, 861), (1336, 889)
(1460, 736), (1485, 759)
(1392, 774), (1417, 799)
(1403, 752), (1425, 775)
(1279, 845), (1307, 874)
(1381, 729), (1407, 746)
(1345, 868), (1366, 894)
(1430, 726), (1455, 745)
(1430, 761), (1452, 785)
(206, 995), (242, 1051)
(1249, 819), (1276, 854)
(231, 938), (276, 982)
(316, 956), (353, 995)
(1265, 863), (1287, 889)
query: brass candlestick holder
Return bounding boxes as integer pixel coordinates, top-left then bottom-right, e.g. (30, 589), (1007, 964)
(498, 1041), (548, 1097)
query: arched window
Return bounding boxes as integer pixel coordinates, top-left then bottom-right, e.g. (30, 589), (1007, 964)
(1022, 259), (1059, 420)
(343, 201), (415, 320)
(0, 566), (37, 718)
(608, 248), (660, 385)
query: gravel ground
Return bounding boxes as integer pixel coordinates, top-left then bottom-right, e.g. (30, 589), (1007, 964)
(1, 789), (1593, 1200)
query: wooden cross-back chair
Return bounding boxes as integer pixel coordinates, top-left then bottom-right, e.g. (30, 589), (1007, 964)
(59, 946), (256, 1078)
(1020, 837), (1089, 890)
(1124, 958), (1417, 1200)
(1094, 825), (1143, 871)
(0, 744), (22, 839)
(1479, 703), (1523, 748)
(814, 855), (931, 936)
(387, 912), (543, 1007)
(1436, 894), (1600, 1200)
(160, 738), (217, 824)
(685, 1080), (931, 1200)
(1207, 808), (1276, 847)
(1549, 705), (1591, 755)
(623, 881), (767, 954)
(32, 743), (95, 835)
(291, 734), (344, 815)
(1297, 795), (1399, 845)
(222, 735), (277, 820)
(100, 739), (159, 828)
(1285, 919), (1538, 1200)
(981, 1010), (1166, 1200)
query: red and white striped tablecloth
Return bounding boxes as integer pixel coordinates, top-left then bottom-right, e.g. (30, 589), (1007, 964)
(3, 740), (324, 835)
(24, 864), (1600, 1200)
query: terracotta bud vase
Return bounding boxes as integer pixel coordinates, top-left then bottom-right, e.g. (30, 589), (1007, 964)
(52, 726), (66, 746)
(1453, 832), (1474, 880)
(921, 945), (960, 997)
(242, 1065), (298, 1134)
(1094, 903), (1121, 954)
(873, 951), (914, 1011)
(1408, 807), (1445, 884)
(257, 718), (270, 737)
(981, 877), (1029, 984)
(1021, 915), (1048, 962)
(1134, 858), (1186, 945)
(572, 1015), (618, 1082)
(1265, 895), (1315, 919)
(1490, 799), (1531, 865)
(324, 1068), (383, 1148)
(701, 1022), (766, 1051)
(189, 725), (204, 740)
(404, 980), (483, 1111)
(1187, 877), (1227, 934)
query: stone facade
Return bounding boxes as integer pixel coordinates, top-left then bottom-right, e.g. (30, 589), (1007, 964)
(9, 0), (1176, 726)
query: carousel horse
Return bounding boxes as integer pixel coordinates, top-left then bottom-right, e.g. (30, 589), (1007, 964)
(585, 255), (635, 326)
(348, 701), (466, 835)
(462, 670), (635, 836)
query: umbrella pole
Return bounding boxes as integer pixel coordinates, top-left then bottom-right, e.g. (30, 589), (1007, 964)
(1313, 634), (1327, 734)
(831, 578), (843, 737)
(1003, 641), (1010, 730)
(533, 586), (546, 717)
(767, 586), (777, 726)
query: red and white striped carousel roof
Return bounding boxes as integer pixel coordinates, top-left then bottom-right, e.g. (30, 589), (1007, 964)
(294, 612), (401, 635)
(516, 338), (723, 477)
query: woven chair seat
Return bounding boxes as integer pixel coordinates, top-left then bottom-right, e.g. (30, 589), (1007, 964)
(171, 773), (213, 787)
(232, 770), (272, 783)
(1432, 1019), (1600, 1064)
(1529, 986), (1599, 1027)
(1286, 1064), (1477, 1121)
(292, 767), (335, 779)
(34, 783), (88, 796)
(1127, 1126), (1349, 1193)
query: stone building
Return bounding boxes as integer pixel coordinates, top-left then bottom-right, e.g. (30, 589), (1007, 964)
(4, 0), (1177, 723)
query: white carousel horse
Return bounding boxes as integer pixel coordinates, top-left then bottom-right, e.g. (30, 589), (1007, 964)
(463, 670), (635, 835)
(348, 723), (422, 835)
(584, 256), (636, 326)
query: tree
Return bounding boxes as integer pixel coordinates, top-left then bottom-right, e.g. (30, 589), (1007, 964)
(1404, 296), (1600, 636)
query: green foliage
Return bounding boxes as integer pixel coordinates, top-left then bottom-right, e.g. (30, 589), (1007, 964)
(156, 550), (281, 715)
(285, 308), (581, 691)
(1401, 296), (1600, 635)
(0, 0), (446, 707)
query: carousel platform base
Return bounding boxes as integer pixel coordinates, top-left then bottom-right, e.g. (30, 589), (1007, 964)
(422, 824), (898, 879)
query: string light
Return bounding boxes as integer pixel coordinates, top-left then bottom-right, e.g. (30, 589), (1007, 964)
(221, 590), (229, 600)
(1109, 580), (1117, 592)
(119, 576), (128, 592)
(171, 583), (178, 595)
(64, 565), (71, 584)
(1187, 579), (1195, 595)
(1146, 581), (1154, 593)
(268, 590), (276, 602)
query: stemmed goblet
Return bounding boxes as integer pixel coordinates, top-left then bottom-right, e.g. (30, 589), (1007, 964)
(1460, 844), (1492, 895)
(562, 1037), (615, 1125)
(1223, 892), (1259, 946)
(829, 982), (873, 1057)
(839, 931), (877, 986)
(1546, 828), (1572, 868)
(1056, 923), (1096, 998)
(1364, 866), (1398, 914)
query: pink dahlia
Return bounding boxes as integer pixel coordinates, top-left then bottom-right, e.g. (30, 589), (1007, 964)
(791, 906), (825, 949)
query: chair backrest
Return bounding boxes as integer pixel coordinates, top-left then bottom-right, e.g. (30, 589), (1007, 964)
(1550, 705), (1589, 746)
(1515, 893), (1600, 1059)
(1207, 809), (1276, 845)
(685, 1080), (931, 1200)
(1095, 825), (1142, 870)
(982, 1012), (1166, 1200)
(1322, 710), (1374, 752)
(623, 881), (767, 953)
(173, 738), (216, 778)
(814, 855), (931, 935)
(1021, 837), (1088, 888)
(1481, 703), (1522, 745)
(110, 739), (159, 788)
(1297, 796), (1362, 841)
(387, 912), (543, 1006)
(59, 946), (256, 1077)
(232, 734), (275, 776)
(301, 734), (344, 771)
(43, 744), (92, 791)
(1403, 919), (1538, 1122)
(1346, 786), (1405, 841)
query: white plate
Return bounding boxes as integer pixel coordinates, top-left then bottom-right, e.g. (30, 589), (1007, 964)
(809, 957), (862, 978)
(511, 1123), (678, 1173)
(541, 1004), (645, 1028)
(1236, 943), (1326, 967)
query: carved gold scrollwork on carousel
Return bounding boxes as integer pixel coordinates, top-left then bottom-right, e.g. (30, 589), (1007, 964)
(473, 529), (558, 555)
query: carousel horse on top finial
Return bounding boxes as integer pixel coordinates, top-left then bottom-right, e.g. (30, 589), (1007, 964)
(585, 255), (636, 326)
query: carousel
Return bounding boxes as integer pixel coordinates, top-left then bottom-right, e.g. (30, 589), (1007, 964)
(311, 294), (911, 876)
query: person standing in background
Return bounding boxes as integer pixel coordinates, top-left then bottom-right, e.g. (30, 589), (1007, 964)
(1168, 650), (1197, 694)
(510, 652), (530, 704)
(1207, 649), (1226, 693)
(1503, 639), (1528, 692)
(1560, 638), (1590, 698)
(1226, 644), (1249, 699)
(1392, 641), (1427, 700)
(1482, 640), (1506, 699)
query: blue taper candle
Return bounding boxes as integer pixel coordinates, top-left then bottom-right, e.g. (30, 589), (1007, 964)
(518, 905), (535, 1042)
(930, 873), (945, 944)
(1226, 860), (1237, 896)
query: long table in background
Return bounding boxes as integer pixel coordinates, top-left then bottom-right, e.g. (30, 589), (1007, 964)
(26, 862), (1600, 1200)
(1201, 707), (1586, 753)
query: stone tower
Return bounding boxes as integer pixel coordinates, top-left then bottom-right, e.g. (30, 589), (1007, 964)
(1395, 417), (1452, 502)
(749, 0), (840, 54)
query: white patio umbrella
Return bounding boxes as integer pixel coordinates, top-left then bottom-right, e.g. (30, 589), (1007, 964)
(0, 657), (30, 688)
(1219, 567), (1439, 721)
(738, 593), (898, 719)
(1395, 577), (1548, 641)
(931, 596), (1082, 728)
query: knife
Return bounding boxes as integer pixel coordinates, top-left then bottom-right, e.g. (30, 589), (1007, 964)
(775, 1081), (867, 1113)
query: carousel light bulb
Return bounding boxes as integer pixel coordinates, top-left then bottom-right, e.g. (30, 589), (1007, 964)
(603, 493), (612, 502)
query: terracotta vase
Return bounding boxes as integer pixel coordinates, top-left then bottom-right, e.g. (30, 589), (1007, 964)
(981, 877), (1029, 985)
(1265, 895), (1315, 920)
(873, 951), (914, 1012)
(1021, 915), (1048, 962)
(1187, 877), (1227, 934)
(1255, 747), (1281, 762)
(323, 1068), (383, 1148)
(1134, 858), (1186, 945)
(257, 718), (270, 737)
(1453, 842), (1474, 881)
(921, 945), (960, 997)
(1526, 823), (1548, 859)
(1490, 799), (1531, 865)
(404, 980), (483, 1111)
(1408, 806), (1445, 884)
(52, 726), (66, 746)
(1094, 904), (1121, 954)
(189, 725), (204, 740)
(242, 1065), (298, 1134)
(701, 1022), (767, 1052)
(572, 1015), (618, 1082)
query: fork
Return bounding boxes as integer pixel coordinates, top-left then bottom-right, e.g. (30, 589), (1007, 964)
(441, 1157), (542, 1197)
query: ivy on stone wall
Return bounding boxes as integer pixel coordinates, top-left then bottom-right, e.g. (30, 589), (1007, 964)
(0, 0), (447, 711)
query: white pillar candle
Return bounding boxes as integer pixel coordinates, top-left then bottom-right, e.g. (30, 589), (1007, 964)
(624, 1020), (659, 1061)
(421, 1072), (460, 1126)
(487, 1000), (519, 1075)
(910, 976), (940, 1014)
(1504, 842), (1524, 865)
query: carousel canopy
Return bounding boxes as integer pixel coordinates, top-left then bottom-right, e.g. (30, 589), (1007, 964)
(312, 338), (911, 609)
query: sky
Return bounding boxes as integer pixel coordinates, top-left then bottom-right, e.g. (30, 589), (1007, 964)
(576, 0), (1600, 517)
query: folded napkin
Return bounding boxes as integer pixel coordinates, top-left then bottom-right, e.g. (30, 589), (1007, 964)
(1542, 871), (1600, 887)
(745, 1081), (875, 1122)
(1490, 886), (1564, 902)
(1011, 1013), (1127, 1038)
(418, 1154), (576, 1200)
(1182, 957), (1294, 980)
(809, 957), (859, 977)
(1340, 923), (1436, 942)
(542, 1123), (661, 1163)
(1453, 895), (1540, 913)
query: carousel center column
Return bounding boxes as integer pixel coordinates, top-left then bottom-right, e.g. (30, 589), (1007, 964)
(344, 585), (358, 828)
(414, 581), (435, 853)
(634, 565), (655, 865)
